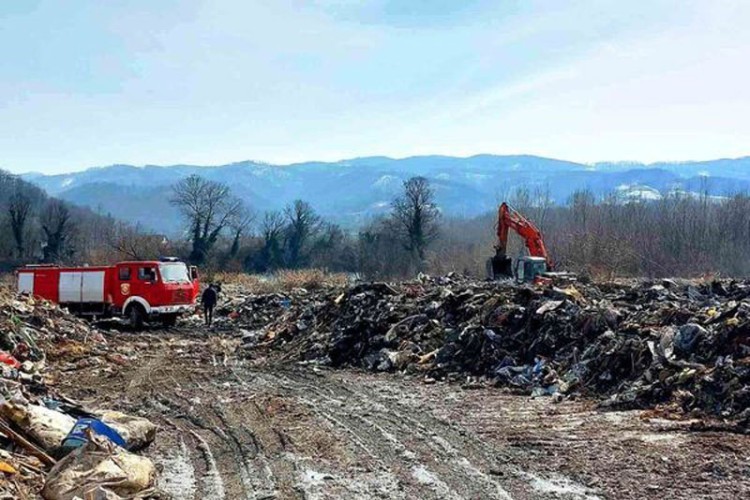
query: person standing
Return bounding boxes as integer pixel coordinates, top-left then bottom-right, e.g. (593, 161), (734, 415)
(201, 284), (218, 327)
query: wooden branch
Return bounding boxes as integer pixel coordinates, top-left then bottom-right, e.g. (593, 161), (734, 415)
(0, 418), (56, 467)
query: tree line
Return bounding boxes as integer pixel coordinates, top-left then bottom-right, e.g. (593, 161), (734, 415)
(168, 174), (440, 277)
(429, 187), (750, 279)
(0, 169), (171, 270)
(170, 174), (750, 280)
(4, 167), (750, 280)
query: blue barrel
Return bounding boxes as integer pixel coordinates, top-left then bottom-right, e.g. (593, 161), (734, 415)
(61, 418), (127, 452)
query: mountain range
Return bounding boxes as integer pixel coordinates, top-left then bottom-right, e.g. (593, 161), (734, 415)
(21, 155), (750, 234)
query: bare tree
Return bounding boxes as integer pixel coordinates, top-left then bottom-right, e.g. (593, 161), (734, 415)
(256, 211), (286, 271)
(569, 189), (595, 230)
(310, 222), (356, 270)
(227, 203), (255, 260)
(8, 191), (32, 258)
(284, 200), (321, 268)
(41, 200), (73, 263)
(391, 176), (440, 268)
(170, 175), (242, 265)
(108, 222), (167, 261)
(358, 217), (413, 279)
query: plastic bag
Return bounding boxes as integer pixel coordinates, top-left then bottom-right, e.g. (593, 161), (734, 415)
(42, 433), (155, 500)
(99, 411), (157, 451)
(0, 402), (75, 452)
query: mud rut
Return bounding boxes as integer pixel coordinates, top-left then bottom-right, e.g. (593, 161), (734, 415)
(137, 360), (524, 499)
(59, 334), (750, 500)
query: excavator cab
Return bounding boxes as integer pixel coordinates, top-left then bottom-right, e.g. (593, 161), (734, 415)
(515, 256), (548, 282)
(487, 254), (548, 283)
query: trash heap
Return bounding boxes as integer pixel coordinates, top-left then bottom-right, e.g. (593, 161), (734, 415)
(0, 289), (158, 499)
(239, 275), (750, 425)
(216, 292), (296, 330)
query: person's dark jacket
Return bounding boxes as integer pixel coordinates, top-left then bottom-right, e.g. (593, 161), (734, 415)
(201, 287), (217, 308)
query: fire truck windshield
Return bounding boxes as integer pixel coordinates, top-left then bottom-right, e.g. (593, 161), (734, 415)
(159, 263), (191, 283)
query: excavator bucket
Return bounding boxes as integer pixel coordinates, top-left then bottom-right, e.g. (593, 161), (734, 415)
(487, 254), (513, 279)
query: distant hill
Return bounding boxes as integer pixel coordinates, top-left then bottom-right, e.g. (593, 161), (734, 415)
(22, 155), (750, 234)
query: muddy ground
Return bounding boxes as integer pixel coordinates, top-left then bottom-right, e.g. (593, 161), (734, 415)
(54, 330), (750, 500)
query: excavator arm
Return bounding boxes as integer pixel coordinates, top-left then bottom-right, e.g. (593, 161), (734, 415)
(489, 202), (552, 278)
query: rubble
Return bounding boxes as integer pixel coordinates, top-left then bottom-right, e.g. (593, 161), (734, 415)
(236, 274), (750, 426)
(0, 288), (158, 498)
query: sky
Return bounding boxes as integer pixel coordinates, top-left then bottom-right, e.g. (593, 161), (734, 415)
(1, 0), (749, 174)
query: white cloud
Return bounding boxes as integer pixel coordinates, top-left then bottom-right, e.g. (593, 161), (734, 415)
(1, 0), (749, 173)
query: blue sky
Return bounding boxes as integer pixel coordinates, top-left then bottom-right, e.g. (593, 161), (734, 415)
(1, 0), (749, 174)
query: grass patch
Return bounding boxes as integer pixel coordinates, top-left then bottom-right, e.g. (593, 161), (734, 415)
(213, 269), (350, 294)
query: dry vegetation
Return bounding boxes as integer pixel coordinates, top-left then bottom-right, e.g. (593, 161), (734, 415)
(213, 269), (351, 294)
(0, 273), (14, 287)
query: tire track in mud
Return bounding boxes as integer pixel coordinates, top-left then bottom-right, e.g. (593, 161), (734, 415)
(258, 367), (518, 499)
(70, 333), (615, 499)
(62, 333), (749, 500)
(152, 379), (300, 499)
(157, 436), (198, 498)
(188, 428), (227, 499)
(116, 338), (571, 498)
(151, 360), (519, 499)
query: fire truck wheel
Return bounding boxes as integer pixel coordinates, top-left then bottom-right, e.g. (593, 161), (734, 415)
(161, 314), (178, 328)
(126, 304), (146, 330)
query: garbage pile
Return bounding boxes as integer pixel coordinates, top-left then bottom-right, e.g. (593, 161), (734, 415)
(216, 292), (296, 330)
(0, 289), (158, 499)
(238, 275), (750, 425)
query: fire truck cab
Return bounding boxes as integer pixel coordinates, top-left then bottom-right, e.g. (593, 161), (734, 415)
(16, 259), (199, 328)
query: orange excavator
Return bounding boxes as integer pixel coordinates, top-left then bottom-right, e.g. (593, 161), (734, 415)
(487, 202), (554, 282)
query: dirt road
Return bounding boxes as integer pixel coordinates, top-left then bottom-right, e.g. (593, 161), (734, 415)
(56, 332), (750, 499)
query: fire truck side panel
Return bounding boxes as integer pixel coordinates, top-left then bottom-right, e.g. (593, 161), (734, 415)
(17, 272), (34, 295)
(57, 270), (106, 303)
(58, 272), (81, 302)
(82, 271), (106, 302)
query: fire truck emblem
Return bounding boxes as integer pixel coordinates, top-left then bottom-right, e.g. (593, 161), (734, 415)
(120, 283), (131, 295)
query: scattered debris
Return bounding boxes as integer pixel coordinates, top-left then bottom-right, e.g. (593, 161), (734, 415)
(2, 272), (750, 497)
(237, 274), (750, 426)
(0, 288), (158, 498)
(98, 411), (157, 451)
(1, 401), (76, 453)
(61, 417), (127, 454)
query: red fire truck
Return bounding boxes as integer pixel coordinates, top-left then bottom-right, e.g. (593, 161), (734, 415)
(16, 259), (200, 327)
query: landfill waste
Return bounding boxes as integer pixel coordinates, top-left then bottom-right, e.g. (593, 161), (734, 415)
(214, 292), (303, 331)
(1, 401), (76, 453)
(0, 287), (158, 498)
(234, 274), (750, 426)
(0, 352), (20, 369)
(42, 432), (156, 500)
